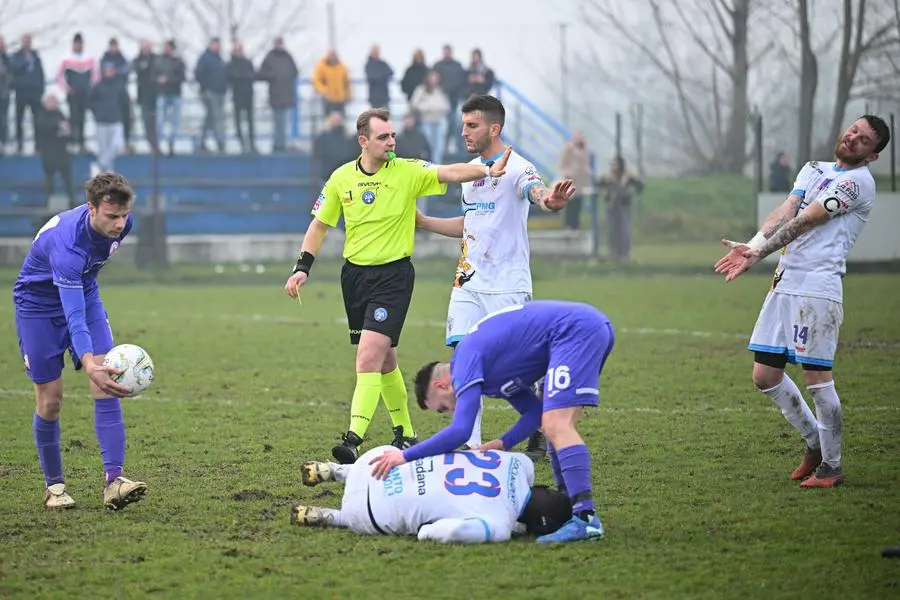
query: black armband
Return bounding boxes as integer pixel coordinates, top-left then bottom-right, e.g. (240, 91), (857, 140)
(292, 251), (315, 275)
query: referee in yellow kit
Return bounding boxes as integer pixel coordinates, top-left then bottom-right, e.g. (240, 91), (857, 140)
(284, 107), (511, 464)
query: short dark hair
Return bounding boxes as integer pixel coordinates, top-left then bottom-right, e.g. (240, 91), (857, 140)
(357, 107), (391, 138)
(461, 95), (505, 129)
(860, 114), (890, 154)
(84, 173), (133, 208)
(413, 361), (439, 410)
(518, 485), (573, 535)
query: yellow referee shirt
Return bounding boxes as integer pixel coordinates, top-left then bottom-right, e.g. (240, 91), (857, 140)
(312, 157), (448, 266)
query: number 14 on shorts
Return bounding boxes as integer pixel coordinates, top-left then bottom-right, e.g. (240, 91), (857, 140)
(793, 325), (809, 347)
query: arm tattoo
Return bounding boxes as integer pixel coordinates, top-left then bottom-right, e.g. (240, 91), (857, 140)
(761, 196), (803, 238)
(528, 185), (549, 205)
(758, 211), (818, 258)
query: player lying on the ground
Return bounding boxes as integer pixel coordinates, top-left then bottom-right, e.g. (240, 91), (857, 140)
(715, 114), (890, 488)
(291, 446), (572, 544)
(368, 300), (615, 543)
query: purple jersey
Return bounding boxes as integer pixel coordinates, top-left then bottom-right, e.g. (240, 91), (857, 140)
(403, 301), (615, 463)
(13, 205), (132, 317)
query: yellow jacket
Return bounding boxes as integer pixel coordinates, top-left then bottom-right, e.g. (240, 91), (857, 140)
(313, 59), (351, 103)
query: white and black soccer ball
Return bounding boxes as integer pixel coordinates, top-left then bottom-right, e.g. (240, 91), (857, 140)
(103, 344), (155, 397)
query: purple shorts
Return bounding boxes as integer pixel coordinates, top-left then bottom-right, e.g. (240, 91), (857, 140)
(14, 303), (115, 385)
(543, 321), (615, 411)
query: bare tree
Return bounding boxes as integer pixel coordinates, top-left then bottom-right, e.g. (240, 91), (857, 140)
(0, 0), (80, 47)
(824, 0), (899, 151)
(99, 0), (309, 59)
(581, 0), (776, 174)
(796, 0), (818, 164)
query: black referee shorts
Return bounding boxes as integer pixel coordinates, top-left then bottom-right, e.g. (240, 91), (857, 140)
(340, 257), (415, 347)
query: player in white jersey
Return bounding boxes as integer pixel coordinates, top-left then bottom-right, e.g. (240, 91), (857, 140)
(416, 94), (575, 455)
(715, 115), (890, 488)
(290, 446), (572, 543)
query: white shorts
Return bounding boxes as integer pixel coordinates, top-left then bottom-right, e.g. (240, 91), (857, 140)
(748, 292), (844, 368)
(445, 287), (531, 346)
(339, 446), (395, 536)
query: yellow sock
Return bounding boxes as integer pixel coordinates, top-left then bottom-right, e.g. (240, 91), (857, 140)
(380, 366), (415, 437)
(349, 372), (382, 438)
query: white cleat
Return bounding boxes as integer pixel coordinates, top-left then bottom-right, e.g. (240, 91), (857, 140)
(301, 461), (335, 487)
(103, 476), (148, 511)
(44, 483), (76, 509)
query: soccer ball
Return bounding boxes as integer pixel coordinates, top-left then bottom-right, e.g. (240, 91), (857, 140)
(103, 344), (155, 397)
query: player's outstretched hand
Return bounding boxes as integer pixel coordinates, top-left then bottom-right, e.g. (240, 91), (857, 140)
(369, 449), (407, 480)
(545, 179), (576, 211)
(488, 146), (512, 177)
(86, 362), (132, 397)
(714, 239), (750, 276)
(471, 439), (504, 452)
(284, 271), (308, 299)
(722, 247), (763, 282)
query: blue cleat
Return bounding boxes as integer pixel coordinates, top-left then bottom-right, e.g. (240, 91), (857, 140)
(536, 513), (604, 544)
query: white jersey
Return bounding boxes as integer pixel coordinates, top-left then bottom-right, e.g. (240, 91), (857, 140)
(454, 150), (543, 294)
(773, 161), (876, 302)
(363, 447), (534, 543)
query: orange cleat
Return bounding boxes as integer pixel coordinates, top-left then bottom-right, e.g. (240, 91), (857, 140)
(800, 465), (844, 488)
(791, 446), (822, 480)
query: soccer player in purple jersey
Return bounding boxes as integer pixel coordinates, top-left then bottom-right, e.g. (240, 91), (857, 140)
(369, 300), (615, 543)
(12, 172), (148, 510)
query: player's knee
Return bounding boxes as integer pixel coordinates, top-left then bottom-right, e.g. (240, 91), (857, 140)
(752, 360), (784, 390)
(34, 382), (64, 419)
(355, 332), (392, 372)
(801, 366), (832, 387)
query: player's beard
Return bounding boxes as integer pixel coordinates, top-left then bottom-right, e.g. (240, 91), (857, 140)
(833, 135), (867, 166)
(468, 134), (490, 155)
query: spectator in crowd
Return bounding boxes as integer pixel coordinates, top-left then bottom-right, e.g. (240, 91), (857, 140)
(194, 37), (227, 153)
(465, 49), (494, 98)
(155, 39), (185, 156)
(10, 34), (45, 154)
(396, 112), (430, 161)
(227, 41), (256, 154)
(598, 155), (643, 263)
(312, 111), (356, 187)
(133, 39), (158, 153)
(410, 70), (450, 166)
(0, 35), (10, 154)
(312, 48), (351, 117)
(55, 33), (94, 154)
(35, 93), (75, 206)
(432, 44), (466, 154)
(90, 62), (127, 172)
(365, 44), (393, 109)
(258, 37), (299, 153)
(559, 131), (592, 230)
(769, 151), (791, 193)
(400, 49), (428, 103)
(100, 38), (132, 153)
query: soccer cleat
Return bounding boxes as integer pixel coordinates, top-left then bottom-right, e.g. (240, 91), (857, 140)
(103, 476), (148, 511)
(301, 461), (334, 487)
(524, 430), (548, 462)
(536, 513), (605, 544)
(390, 425), (418, 450)
(791, 445), (823, 480)
(332, 431), (363, 465)
(800, 464), (845, 488)
(290, 504), (330, 527)
(43, 483), (76, 509)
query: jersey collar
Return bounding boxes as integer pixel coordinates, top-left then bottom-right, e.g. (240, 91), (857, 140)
(479, 150), (506, 165)
(356, 155), (390, 176)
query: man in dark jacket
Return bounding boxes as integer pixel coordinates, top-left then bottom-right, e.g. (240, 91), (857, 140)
(133, 39), (158, 153)
(396, 113), (431, 161)
(194, 38), (227, 153)
(258, 37), (298, 153)
(227, 41), (256, 153)
(365, 44), (393, 109)
(9, 34), (45, 153)
(55, 33), (95, 153)
(155, 39), (185, 156)
(431, 44), (466, 155)
(90, 62), (127, 172)
(400, 49), (428, 103)
(312, 111), (356, 186)
(100, 38), (132, 152)
(0, 35), (10, 154)
(35, 94), (75, 206)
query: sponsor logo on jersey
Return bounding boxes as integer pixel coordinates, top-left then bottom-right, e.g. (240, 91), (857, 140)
(357, 181), (380, 187)
(507, 457), (521, 506)
(362, 190), (376, 205)
(108, 241), (120, 257)
(383, 467), (404, 497)
(473, 178), (487, 188)
(313, 193), (325, 212)
(414, 458), (433, 496)
(834, 179), (859, 202)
